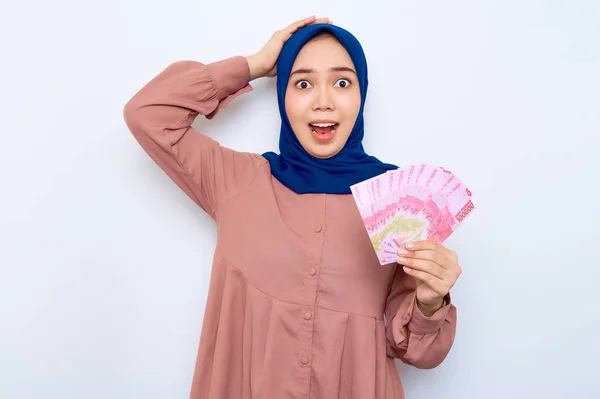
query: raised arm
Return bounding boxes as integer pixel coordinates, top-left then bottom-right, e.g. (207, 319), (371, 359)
(123, 56), (265, 219)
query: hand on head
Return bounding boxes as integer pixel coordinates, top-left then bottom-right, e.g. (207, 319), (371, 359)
(246, 16), (332, 80)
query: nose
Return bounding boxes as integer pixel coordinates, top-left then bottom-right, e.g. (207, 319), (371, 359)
(312, 86), (334, 112)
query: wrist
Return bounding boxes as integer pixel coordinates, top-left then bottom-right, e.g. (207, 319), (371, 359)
(416, 296), (446, 317)
(245, 54), (265, 81)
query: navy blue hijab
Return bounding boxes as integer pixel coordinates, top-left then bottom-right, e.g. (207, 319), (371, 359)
(262, 24), (398, 194)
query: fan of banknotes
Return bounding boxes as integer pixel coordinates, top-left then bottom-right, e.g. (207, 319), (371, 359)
(350, 164), (475, 266)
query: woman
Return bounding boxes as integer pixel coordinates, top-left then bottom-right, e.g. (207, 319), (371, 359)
(123, 16), (461, 399)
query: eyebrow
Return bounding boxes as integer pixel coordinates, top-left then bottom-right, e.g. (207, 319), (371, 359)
(290, 66), (357, 77)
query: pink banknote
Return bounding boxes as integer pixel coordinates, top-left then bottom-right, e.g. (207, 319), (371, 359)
(350, 164), (475, 266)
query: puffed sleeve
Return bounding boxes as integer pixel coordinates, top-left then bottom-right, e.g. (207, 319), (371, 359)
(384, 265), (457, 369)
(123, 56), (266, 219)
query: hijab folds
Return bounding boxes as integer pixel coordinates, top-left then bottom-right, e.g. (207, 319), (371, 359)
(262, 23), (398, 194)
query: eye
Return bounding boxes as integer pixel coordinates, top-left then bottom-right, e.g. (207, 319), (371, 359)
(335, 78), (351, 88)
(295, 80), (312, 89)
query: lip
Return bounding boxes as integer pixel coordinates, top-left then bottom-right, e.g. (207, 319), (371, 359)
(309, 122), (338, 144)
(309, 119), (338, 124)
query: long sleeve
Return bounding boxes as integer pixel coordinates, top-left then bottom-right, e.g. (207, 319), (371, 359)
(384, 265), (457, 369)
(123, 56), (267, 219)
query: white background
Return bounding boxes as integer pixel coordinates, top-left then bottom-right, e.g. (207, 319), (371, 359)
(1, 1), (599, 398)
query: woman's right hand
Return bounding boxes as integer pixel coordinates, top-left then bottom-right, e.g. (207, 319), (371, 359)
(246, 15), (332, 81)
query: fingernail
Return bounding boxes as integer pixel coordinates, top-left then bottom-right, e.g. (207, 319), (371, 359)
(397, 248), (408, 255)
(403, 266), (412, 273)
(397, 256), (407, 262)
(406, 243), (414, 249)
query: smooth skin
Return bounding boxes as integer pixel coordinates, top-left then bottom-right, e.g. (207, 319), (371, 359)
(284, 33), (360, 159)
(245, 16), (462, 316)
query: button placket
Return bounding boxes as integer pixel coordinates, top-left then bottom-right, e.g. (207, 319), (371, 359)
(297, 198), (323, 373)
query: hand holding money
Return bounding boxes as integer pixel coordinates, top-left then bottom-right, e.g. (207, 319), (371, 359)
(350, 163), (476, 266)
(396, 240), (461, 315)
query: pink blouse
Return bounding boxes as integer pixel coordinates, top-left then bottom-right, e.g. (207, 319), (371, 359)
(123, 55), (456, 399)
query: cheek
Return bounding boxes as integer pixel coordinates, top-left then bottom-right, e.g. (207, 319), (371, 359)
(340, 92), (361, 115)
(338, 94), (361, 132)
(285, 93), (310, 129)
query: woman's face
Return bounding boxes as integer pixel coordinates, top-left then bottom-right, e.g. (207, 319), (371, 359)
(284, 34), (361, 159)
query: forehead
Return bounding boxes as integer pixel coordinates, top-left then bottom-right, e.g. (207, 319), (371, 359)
(292, 34), (354, 69)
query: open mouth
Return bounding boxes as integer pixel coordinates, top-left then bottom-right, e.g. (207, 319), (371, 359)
(309, 122), (339, 143)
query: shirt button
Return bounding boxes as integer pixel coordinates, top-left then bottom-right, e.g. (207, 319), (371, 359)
(300, 356), (309, 365)
(314, 224), (322, 233)
(304, 311), (312, 320)
(309, 267), (316, 276)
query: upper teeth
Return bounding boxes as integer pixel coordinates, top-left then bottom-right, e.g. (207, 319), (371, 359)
(310, 123), (336, 127)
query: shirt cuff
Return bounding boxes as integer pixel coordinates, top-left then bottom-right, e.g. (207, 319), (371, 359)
(407, 293), (452, 335)
(206, 56), (252, 101)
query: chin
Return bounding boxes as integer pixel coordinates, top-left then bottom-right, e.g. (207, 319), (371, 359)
(307, 145), (343, 159)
